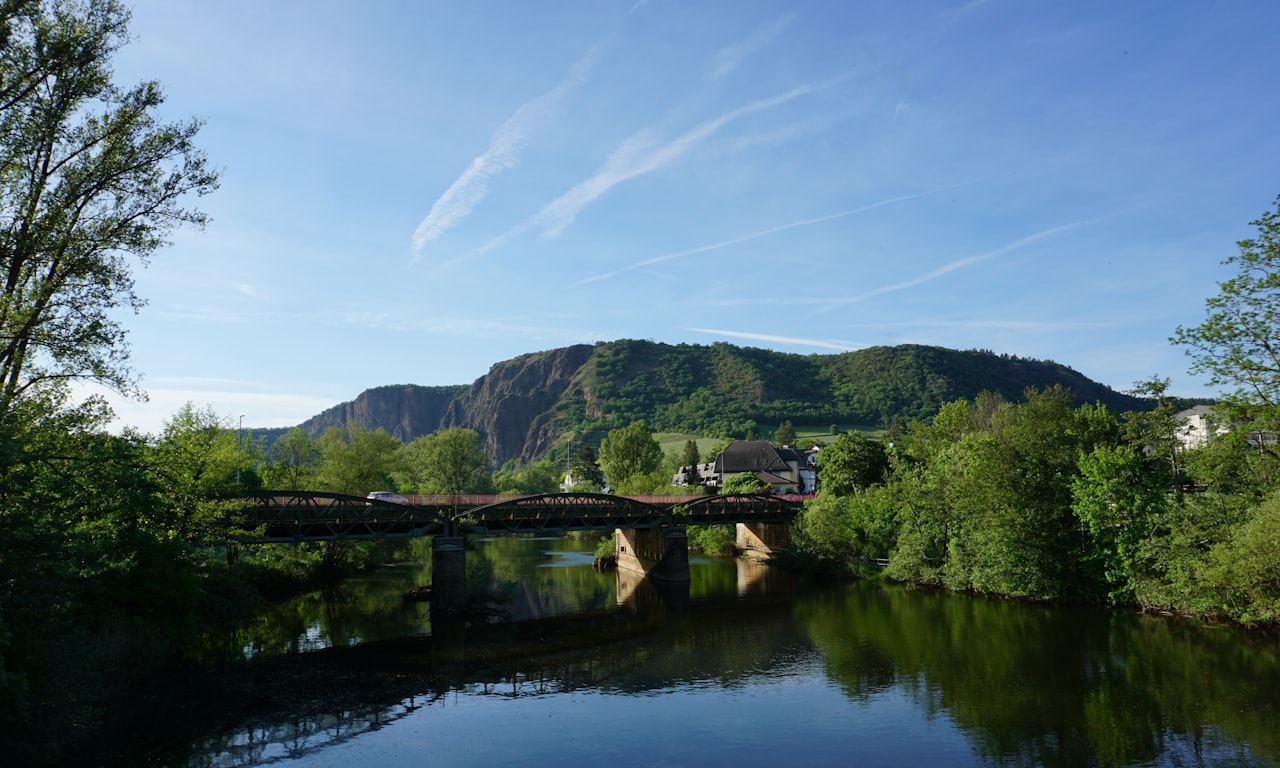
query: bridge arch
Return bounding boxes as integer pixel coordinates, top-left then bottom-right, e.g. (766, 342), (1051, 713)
(459, 492), (666, 533)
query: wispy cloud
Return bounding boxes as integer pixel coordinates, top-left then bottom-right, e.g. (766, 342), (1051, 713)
(821, 220), (1087, 310)
(688, 328), (861, 351)
(700, 218), (1090, 311)
(409, 45), (599, 261)
(707, 14), (796, 81)
(527, 78), (845, 241)
(572, 181), (981, 287)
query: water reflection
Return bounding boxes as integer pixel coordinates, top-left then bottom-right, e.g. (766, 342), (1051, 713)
(96, 536), (1280, 768)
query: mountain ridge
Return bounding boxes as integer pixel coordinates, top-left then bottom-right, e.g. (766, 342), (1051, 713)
(266, 340), (1152, 466)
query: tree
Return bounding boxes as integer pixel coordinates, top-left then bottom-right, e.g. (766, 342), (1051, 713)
(1172, 195), (1280, 436)
(395, 427), (491, 494)
(492, 458), (560, 494)
(679, 438), (700, 469)
(1072, 444), (1165, 601)
(0, 0), (218, 414)
(816, 431), (889, 496)
(315, 423), (400, 494)
(721, 471), (770, 495)
(264, 428), (321, 489)
(568, 445), (604, 490)
(598, 420), (662, 489)
(396, 424), (491, 491)
(774, 420), (797, 446)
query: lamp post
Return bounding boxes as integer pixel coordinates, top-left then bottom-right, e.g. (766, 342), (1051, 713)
(237, 414), (244, 490)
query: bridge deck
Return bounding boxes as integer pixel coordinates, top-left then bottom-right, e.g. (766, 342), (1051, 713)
(228, 491), (809, 543)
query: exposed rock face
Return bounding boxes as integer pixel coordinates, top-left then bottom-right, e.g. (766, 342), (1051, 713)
(280, 340), (1152, 469)
(299, 385), (465, 442)
(441, 345), (595, 466)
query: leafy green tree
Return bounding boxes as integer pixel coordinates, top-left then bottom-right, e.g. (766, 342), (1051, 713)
(1121, 376), (1184, 487)
(395, 427), (491, 494)
(721, 471), (770, 494)
(153, 404), (260, 490)
(264, 428), (321, 489)
(816, 431), (889, 496)
(315, 423), (401, 494)
(1072, 444), (1165, 601)
(598, 420), (662, 489)
(793, 494), (854, 568)
(0, 0), (217, 414)
(1201, 495), (1280, 624)
(1, 391), (203, 762)
(1172, 195), (1280, 438)
(774, 420), (797, 446)
(493, 458), (560, 494)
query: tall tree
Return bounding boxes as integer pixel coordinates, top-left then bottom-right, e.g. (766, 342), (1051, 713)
(679, 438), (700, 468)
(0, 0), (217, 414)
(816, 431), (890, 496)
(598, 420), (662, 489)
(264, 427), (321, 489)
(568, 444), (604, 490)
(395, 427), (491, 494)
(315, 423), (400, 495)
(1172, 195), (1280, 436)
(774, 420), (797, 446)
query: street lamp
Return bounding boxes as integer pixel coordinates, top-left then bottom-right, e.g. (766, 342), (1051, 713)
(237, 414), (245, 489)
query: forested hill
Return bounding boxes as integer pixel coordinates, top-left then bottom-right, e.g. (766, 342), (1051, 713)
(280, 341), (1149, 465)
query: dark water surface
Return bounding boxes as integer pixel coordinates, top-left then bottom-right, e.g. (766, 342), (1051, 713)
(92, 535), (1280, 767)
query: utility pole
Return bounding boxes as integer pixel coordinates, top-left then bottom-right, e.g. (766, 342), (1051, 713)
(237, 414), (245, 489)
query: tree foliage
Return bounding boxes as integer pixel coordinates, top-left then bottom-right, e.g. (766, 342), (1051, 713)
(816, 431), (889, 496)
(0, 0), (217, 412)
(1172, 195), (1280, 433)
(720, 471), (770, 495)
(315, 423), (400, 495)
(263, 427), (321, 489)
(394, 427), (491, 494)
(598, 420), (662, 489)
(568, 444), (604, 489)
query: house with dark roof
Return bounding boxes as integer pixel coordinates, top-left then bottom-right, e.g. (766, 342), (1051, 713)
(672, 439), (814, 494)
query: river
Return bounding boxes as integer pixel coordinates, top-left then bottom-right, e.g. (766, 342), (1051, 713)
(86, 534), (1280, 767)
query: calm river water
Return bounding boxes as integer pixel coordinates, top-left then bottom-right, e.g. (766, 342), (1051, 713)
(91, 535), (1280, 767)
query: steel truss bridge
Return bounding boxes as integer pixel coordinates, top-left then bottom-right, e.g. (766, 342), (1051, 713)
(227, 491), (808, 544)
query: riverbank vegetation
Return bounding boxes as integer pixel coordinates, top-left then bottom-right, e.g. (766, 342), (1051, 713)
(792, 196), (1280, 627)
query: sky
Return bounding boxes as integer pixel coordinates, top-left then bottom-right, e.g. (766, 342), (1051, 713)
(89, 0), (1280, 435)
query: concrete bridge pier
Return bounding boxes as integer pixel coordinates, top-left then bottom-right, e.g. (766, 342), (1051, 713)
(430, 535), (467, 607)
(736, 521), (790, 562)
(614, 526), (690, 582)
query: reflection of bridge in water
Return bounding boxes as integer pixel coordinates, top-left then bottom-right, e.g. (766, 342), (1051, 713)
(180, 559), (801, 768)
(230, 491), (807, 586)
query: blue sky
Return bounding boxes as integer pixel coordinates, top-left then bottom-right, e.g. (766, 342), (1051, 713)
(95, 0), (1280, 435)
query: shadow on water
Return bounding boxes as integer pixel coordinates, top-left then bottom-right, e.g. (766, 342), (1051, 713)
(75, 535), (1280, 768)
(88, 557), (802, 767)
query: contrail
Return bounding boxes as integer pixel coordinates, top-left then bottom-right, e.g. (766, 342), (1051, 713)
(571, 180), (982, 287)
(410, 45), (599, 261)
(535, 77), (846, 239)
(708, 14), (796, 81)
(817, 219), (1088, 311)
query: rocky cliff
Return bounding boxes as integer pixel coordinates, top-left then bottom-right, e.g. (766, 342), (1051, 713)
(440, 344), (595, 466)
(298, 384), (466, 442)
(282, 340), (1152, 468)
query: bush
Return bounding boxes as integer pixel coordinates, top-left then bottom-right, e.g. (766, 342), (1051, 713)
(689, 525), (737, 556)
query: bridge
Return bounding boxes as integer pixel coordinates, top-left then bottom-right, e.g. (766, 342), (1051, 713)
(227, 491), (806, 588)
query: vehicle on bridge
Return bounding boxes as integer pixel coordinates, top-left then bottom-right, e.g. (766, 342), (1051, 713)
(367, 491), (410, 505)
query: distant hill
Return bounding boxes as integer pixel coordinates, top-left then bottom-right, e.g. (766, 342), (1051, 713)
(261, 340), (1151, 466)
